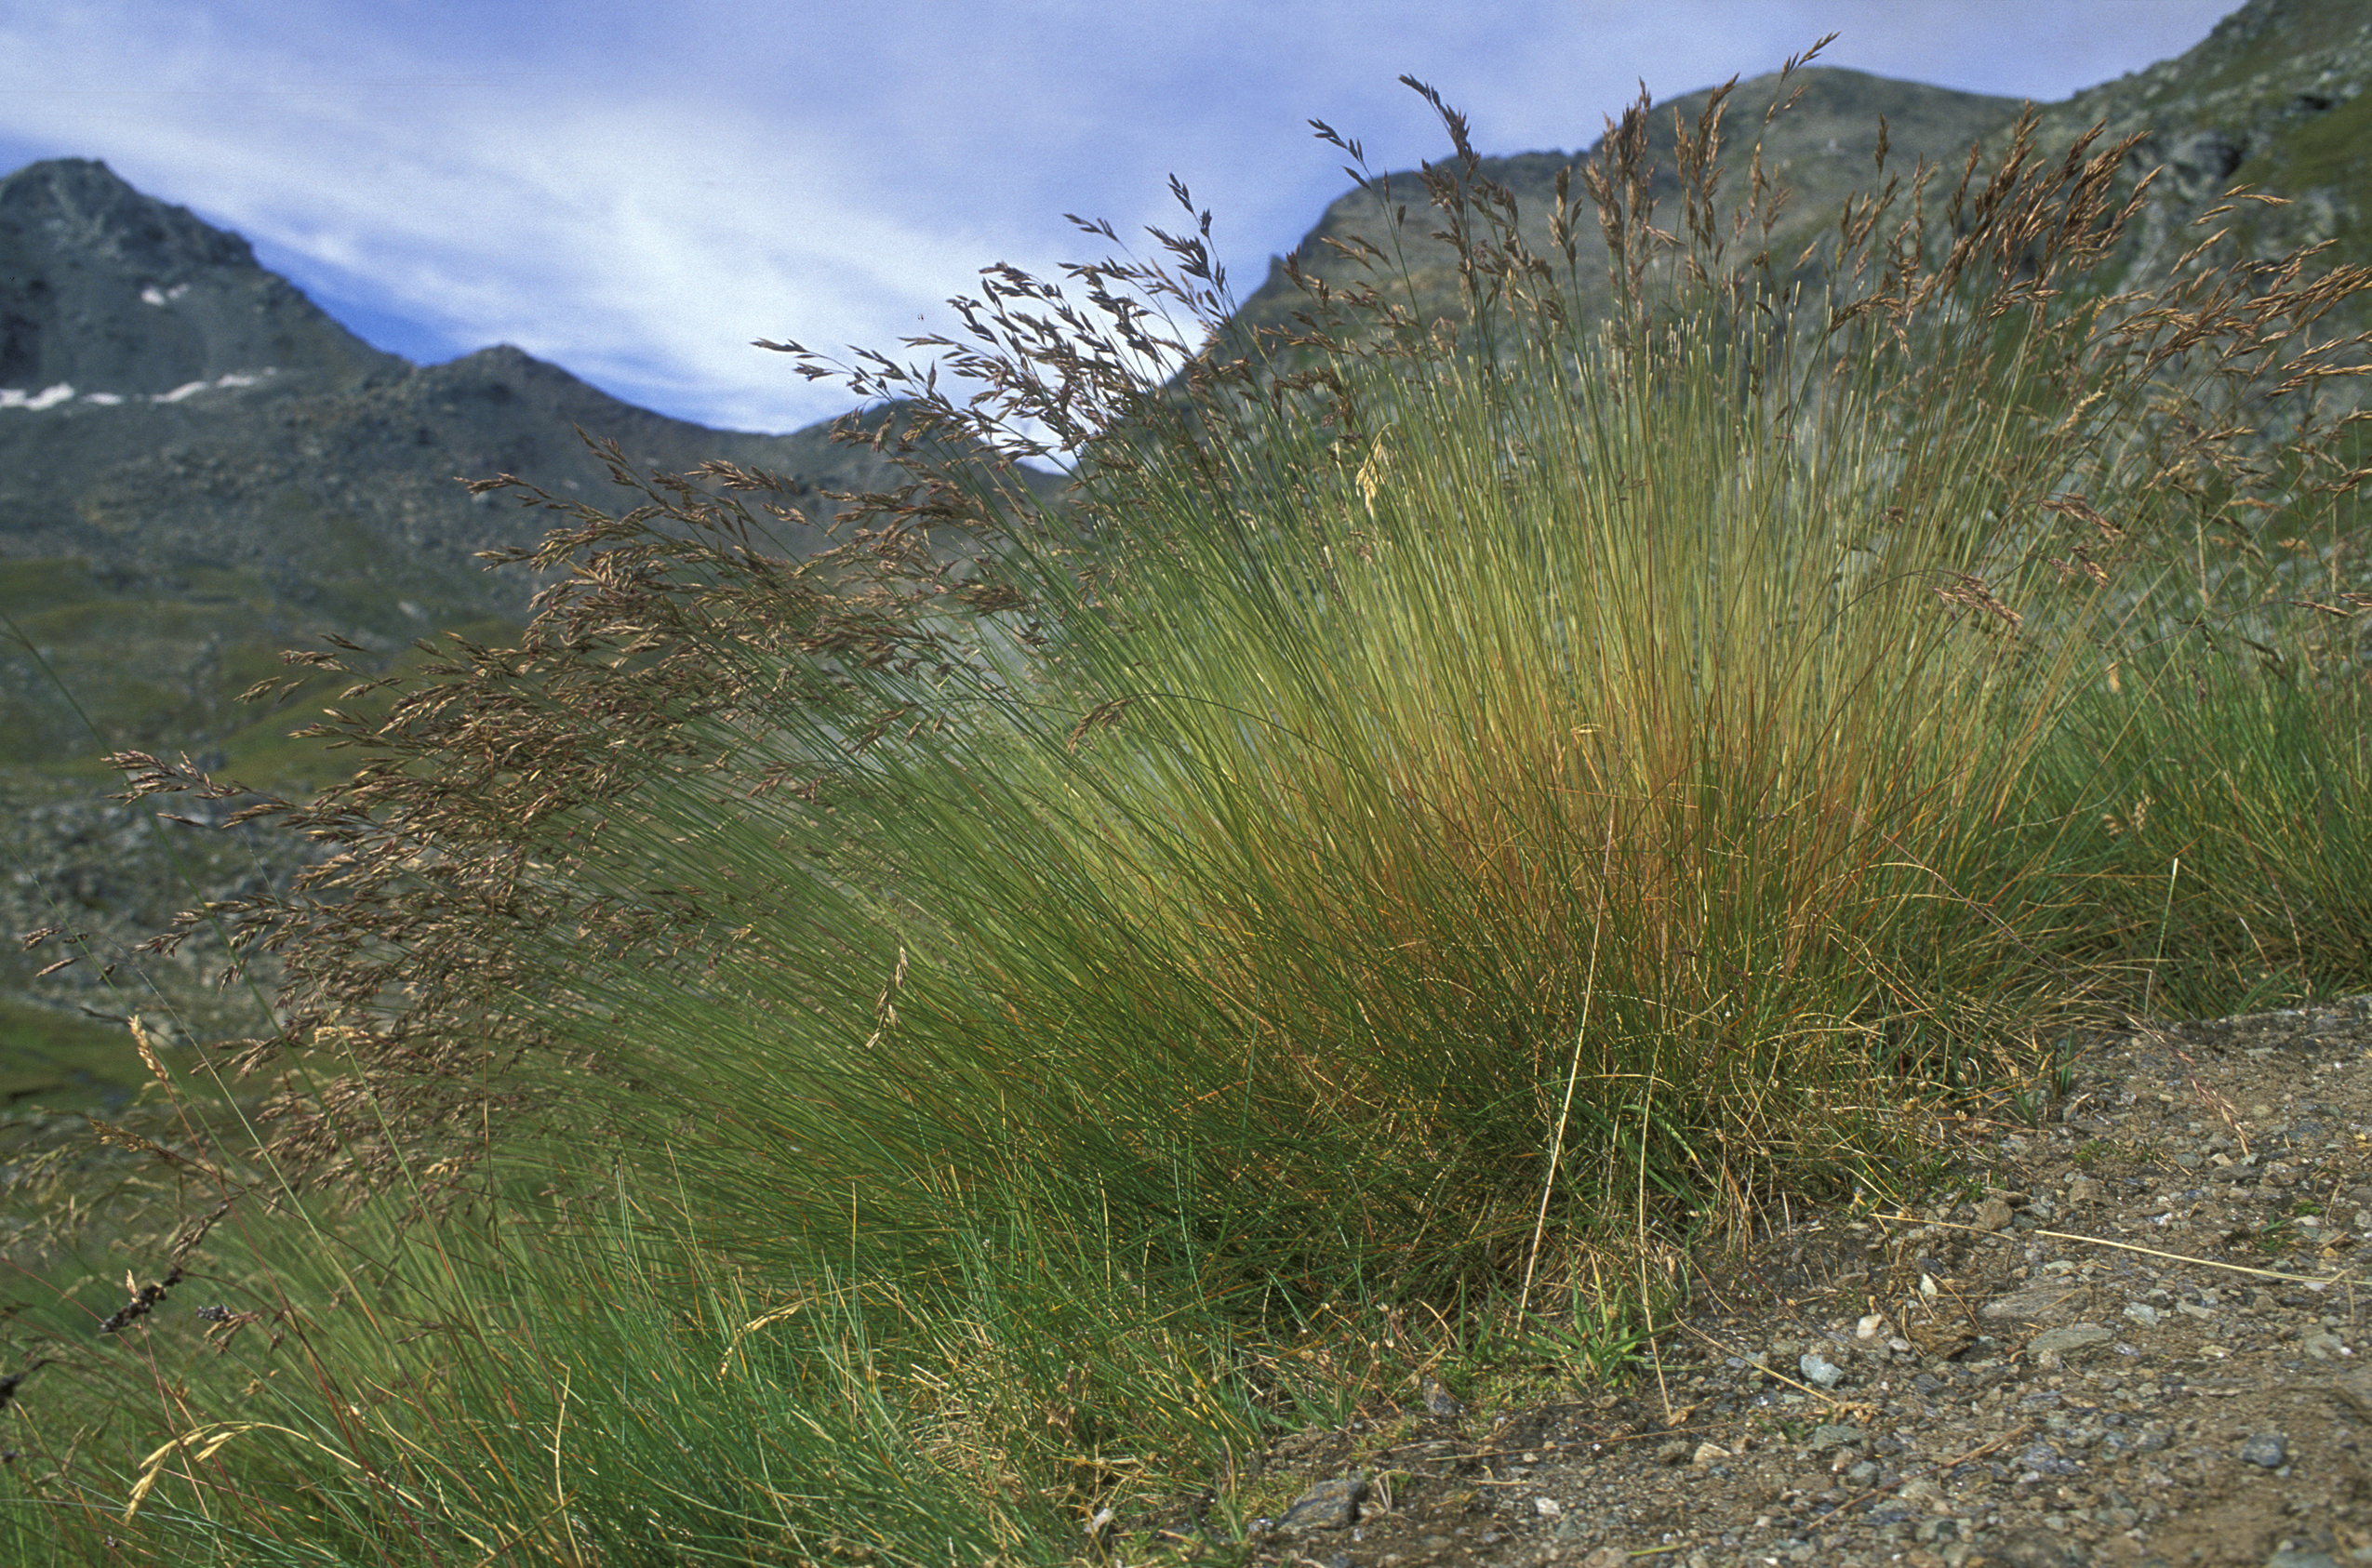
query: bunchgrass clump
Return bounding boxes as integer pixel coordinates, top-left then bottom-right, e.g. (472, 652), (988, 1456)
(7, 53), (2370, 1562)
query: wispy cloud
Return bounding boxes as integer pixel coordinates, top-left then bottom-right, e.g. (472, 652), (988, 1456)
(0, 0), (2237, 433)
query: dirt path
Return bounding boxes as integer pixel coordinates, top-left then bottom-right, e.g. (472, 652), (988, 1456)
(1236, 996), (2372, 1568)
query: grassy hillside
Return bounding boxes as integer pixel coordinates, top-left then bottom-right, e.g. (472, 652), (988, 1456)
(2, 52), (2365, 1563)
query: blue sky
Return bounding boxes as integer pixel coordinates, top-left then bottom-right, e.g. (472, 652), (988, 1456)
(1, 1), (2240, 435)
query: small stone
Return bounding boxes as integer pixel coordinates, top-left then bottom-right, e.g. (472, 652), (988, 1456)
(2029, 1323), (2113, 1361)
(1986, 1526), (2083, 1566)
(1975, 1195), (2017, 1231)
(1533, 1495), (1563, 1518)
(1418, 1375), (1466, 1418)
(1809, 1423), (1866, 1451)
(2018, 1439), (2081, 1476)
(1799, 1350), (1845, 1389)
(2325, 1369), (2372, 1422)
(2066, 1175), (2104, 1205)
(2240, 1431), (2289, 1468)
(2300, 1329), (2347, 1361)
(2122, 1301), (2160, 1328)
(1656, 1439), (1693, 1466)
(1983, 1282), (2076, 1321)
(1693, 1441), (1732, 1465)
(1277, 1475), (1367, 1532)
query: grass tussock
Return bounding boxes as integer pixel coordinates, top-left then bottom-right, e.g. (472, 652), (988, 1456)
(6, 49), (2371, 1562)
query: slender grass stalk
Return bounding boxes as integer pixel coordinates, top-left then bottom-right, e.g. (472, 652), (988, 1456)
(1521, 805), (1615, 1319)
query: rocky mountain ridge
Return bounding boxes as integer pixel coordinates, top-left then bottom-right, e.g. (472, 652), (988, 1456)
(1228, 0), (2369, 348)
(0, 153), (404, 395)
(0, 159), (988, 1083)
(0, 158), (952, 781)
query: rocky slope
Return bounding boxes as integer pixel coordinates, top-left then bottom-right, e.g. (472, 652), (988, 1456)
(2032, 0), (2369, 270)
(1226, 0), (2370, 351)
(1221, 67), (2024, 349)
(0, 158), (963, 778)
(1221, 999), (2372, 1568)
(0, 158), (1009, 1091)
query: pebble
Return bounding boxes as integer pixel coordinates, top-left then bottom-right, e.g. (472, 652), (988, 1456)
(2029, 1323), (2113, 1359)
(1278, 1475), (1367, 1532)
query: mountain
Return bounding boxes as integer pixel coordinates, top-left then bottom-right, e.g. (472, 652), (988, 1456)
(0, 160), (1026, 1091)
(0, 158), (959, 781)
(1225, 0), (2368, 349)
(1222, 68), (2027, 348)
(2029, 0), (2369, 269)
(0, 155), (406, 394)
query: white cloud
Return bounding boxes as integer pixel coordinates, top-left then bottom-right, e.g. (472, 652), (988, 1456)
(0, 0), (2242, 434)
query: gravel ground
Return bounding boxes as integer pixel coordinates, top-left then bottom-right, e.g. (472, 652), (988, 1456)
(1233, 995), (2372, 1568)
(3, 785), (324, 1044)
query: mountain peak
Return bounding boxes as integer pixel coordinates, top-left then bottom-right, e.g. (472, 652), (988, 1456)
(0, 157), (258, 278)
(0, 156), (401, 396)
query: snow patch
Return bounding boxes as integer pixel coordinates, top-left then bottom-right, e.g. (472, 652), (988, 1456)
(1, 370), (278, 410)
(0, 384), (76, 410)
(139, 283), (193, 307)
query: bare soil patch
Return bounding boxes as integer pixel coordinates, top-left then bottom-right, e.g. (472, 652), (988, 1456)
(1234, 996), (2372, 1568)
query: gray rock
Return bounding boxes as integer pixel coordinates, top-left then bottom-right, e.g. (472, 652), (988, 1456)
(2239, 1431), (2289, 1468)
(2019, 1439), (2084, 1476)
(1799, 1350), (1845, 1389)
(1419, 1375), (1466, 1418)
(1984, 1523), (2086, 1564)
(1986, 1281), (2081, 1321)
(2325, 1370), (2372, 1423)
(1276, 1475), (1366, 1532)
(2031, 1324), (2114, 1360)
